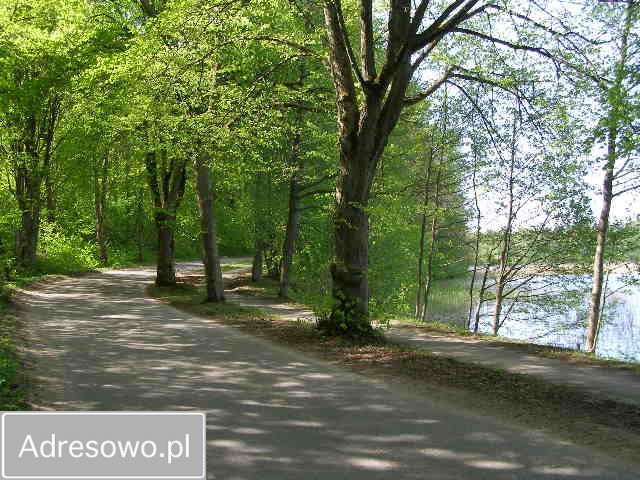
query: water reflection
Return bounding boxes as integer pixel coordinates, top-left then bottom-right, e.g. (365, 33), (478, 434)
(475, 273), (640, 362)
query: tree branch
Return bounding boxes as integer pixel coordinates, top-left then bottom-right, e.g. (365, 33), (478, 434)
(403, 67), (452, 105)
(360, 0), (376, 80)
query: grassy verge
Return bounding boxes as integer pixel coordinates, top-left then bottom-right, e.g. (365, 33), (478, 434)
(0, 297), (27, 410)
(150, 282), (640, 464)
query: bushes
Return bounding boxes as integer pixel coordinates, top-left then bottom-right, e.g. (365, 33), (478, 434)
(36, 222), (100, 274)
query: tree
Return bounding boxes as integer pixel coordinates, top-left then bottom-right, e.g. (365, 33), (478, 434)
(0, 0), (89, 267)
(316, 0), (584, 334)
(585, 0), (639, 352)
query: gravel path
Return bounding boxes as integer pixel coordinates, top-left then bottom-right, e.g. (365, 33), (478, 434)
(16, 262), (638, 479)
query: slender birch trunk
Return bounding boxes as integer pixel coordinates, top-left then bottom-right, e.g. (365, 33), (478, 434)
(94, 153), (109, 266)
(415, 141), (433, 320)
(585, 0), (632, 353)
(279, 147), (303, 298)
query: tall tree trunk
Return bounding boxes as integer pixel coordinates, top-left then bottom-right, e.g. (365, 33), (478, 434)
(156, 217), (176, 286)
(251, 245), (263, 282)
(331, 166), (371, 324)
(135, 187), (145, 262)
(323, 0), (430, 333)
(16, 203), (40, 268)
(43, 96), (58, 224)
(493, 113), (518, 335)
(94, 154), (109, 266)
(14, 116), (43, 268)
(474, 260), (491, 333)
(195, 154), (224, 302)
(467, 159), (482, 329)
(45, 176), (56, 223)
(422, 166), (441, 323)
(585, 128), (616, 352)
(279, 163), (302, 298)
(415, 141), (433, 320)
(585, 0), (632, 353)
(145, 150), (186, 287)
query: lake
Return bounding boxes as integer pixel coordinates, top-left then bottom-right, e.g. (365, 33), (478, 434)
(473, 273), (640, 362)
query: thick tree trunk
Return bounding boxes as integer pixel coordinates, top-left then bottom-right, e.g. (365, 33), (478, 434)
(330, 165), (371, 325)
(279, 163), (302, 299)
(145, 150), (186, 287)
(585, 128), (616, 352)
(323, 0), (421, 334)
(195, 156), (224, 302)
(16, 207), (40, 268)
(14, 163), (42, 268)
(94, 154), (109, 266)
(13, 116), (47, 268)
(155, 216), (176, 286)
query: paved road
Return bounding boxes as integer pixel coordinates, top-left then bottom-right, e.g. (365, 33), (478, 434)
(17, 263), (638, 479)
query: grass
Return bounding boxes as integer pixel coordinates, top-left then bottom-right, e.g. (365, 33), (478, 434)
(149, 281), (640, 465)
(149, 283), (272, 320)
(0, 298), (27, 410)
(425, 276), (470, 323)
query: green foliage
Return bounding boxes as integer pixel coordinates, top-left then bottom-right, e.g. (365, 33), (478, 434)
(316, 292), (384, 342)
(0, 303), (26, 410)
(35, 223), (99, 274)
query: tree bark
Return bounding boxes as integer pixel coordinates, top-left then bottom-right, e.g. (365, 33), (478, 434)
(135, 187), (145, 262)
(422, 165), (441, 323)
(474, 260), (491, 333)
(279, 162), (303, 298)
(194, 154), (225, 302)
(493, 113), (518, 335)
(467, 157), (482, 329)
(94, 154), (109, 266)
(585, 0), (632, 353)
(251, 245), (263, 282)
(585, 127), (616, 352)
(145, 150), (187, 287)
(321, 0), (465, 333)
(156, 217), (176, 286)
(415, 141), (433, 320)
(14, 115), (44, 268)
(16, 203), (40, 268)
